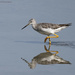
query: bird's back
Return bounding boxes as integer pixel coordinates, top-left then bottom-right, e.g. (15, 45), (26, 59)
(37, 23), (71, 29)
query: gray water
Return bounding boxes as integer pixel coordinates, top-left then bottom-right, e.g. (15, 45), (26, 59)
(0, 0), (75, 75)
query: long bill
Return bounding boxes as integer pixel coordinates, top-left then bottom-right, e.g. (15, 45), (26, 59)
(21, 23), (29, 30)
(21, 58), (31, 67)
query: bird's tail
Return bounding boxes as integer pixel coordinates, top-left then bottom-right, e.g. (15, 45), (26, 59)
(59, 23), (72, 28)
(55, 23), (72, 33)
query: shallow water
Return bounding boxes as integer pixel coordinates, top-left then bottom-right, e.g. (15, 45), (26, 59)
(0, 0), (75, 75)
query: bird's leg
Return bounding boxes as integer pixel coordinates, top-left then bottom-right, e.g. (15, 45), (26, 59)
(50, 51), (59, 56)
(44, 34), (59, 44)
(49, 38), (51, 44)
(48, 33), (59, 38)
(44, 45), (58, 55)
(44, 44), (51, 52)
(44, 44), (58, 56)
(45, 50), (58, 56)
(44, 36), (51, 44)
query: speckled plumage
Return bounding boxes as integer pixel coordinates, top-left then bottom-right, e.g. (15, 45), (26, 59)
(21, 18), (71, 43)
(28, 19), (71, 35)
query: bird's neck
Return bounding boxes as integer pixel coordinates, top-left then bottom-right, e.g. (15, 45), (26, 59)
(32, 22), (37, 29)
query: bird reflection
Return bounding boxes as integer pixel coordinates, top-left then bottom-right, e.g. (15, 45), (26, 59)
(21, 44), (71, 69)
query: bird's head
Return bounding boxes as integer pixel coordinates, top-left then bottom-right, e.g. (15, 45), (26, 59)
(21, 18), (36, 30)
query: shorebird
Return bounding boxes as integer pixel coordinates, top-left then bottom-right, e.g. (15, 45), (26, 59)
(21, 19), (71, 44)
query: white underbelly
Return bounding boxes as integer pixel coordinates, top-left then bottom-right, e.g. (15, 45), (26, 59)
(41, 26), (66, 34)
(33, 25), (66, 35)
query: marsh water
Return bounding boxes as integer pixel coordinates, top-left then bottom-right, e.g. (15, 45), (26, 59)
(0, 0), (75, 75)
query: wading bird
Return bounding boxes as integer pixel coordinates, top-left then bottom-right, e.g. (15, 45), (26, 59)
(21, 19), (71, 44)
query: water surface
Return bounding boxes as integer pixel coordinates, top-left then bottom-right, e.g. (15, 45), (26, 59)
(0, 0), (75, 75)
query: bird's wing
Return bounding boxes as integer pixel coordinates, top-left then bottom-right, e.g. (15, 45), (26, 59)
(38, 23), (60, 29)
(38, 23), (71, 29)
